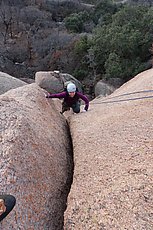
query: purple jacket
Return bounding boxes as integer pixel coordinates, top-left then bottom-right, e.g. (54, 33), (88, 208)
(48, 91), (89, 111)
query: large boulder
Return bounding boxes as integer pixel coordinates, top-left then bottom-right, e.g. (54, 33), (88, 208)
(0, 71), (27, 95)
(35, 71), (82, 93)
(64, 68), (153, 229)
(94, 80), (115, 97)
(0, 83), (73, 229)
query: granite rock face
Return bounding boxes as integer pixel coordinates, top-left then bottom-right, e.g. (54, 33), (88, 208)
(64, 69), (153, 229)
(1, 68), (153, 229)
(35, 71), (82, 93)
(94, 80), (115, 97)
(0, 83), (73, 229)
(0, 71), (27, 95)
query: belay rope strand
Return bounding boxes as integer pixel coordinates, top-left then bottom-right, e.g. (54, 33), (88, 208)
(90, 89), (153, 105)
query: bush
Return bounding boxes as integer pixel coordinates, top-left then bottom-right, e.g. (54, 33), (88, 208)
(104, 53), (122, 79)
(92, 5), (153, 81)
(73, 69), (88, 80)
(93, 0), (118, 25)
(64, 11), (90, 33)
(74, 36), (89, 55)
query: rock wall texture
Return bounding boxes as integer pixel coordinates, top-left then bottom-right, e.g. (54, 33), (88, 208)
(0, 83), (73, 229)
(64, 69), (153, 229)
(1, 68), (153, 229)
(0, 71), (27, 95)
(35, 71), (82, 93)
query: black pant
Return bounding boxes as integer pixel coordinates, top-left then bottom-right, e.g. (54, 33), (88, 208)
(62, 101), (80, 114)
(0, 194), (16, 222)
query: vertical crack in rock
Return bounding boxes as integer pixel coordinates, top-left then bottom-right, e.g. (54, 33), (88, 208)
(62, 120), (74, 229)
(46, 120), (74, 230)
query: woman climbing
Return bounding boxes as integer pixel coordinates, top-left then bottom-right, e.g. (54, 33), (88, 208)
(46, 82), (89, 114)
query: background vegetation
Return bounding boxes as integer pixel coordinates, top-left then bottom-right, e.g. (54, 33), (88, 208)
(71, 2), (153, 83)
(0, 0), (153, 95)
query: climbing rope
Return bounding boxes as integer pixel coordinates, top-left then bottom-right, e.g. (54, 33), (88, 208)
(90, 89), (153, 105)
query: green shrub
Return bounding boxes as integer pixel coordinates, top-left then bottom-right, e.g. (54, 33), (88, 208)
(64, 11), (90, 33)
(73, 69), (88, 80)
(74, 36), (89, 55)
(104, 53), (122, 79)
(92, 5), (153, 81)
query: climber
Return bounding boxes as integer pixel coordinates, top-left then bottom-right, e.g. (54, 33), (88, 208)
(0, 194), (16, 222)
(45, 82), (89, 114)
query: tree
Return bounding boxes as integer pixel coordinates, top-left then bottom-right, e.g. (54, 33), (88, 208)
(0, 2), (14, 43)
(93, 0), (118, 25)
(92, 5), (153, 81)
(64, 11), (90, 33)
(104, 52), (122, 79)
(65, 13), (83, 33)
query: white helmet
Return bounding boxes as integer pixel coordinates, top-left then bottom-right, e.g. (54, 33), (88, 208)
(67, 83), (76, 93)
